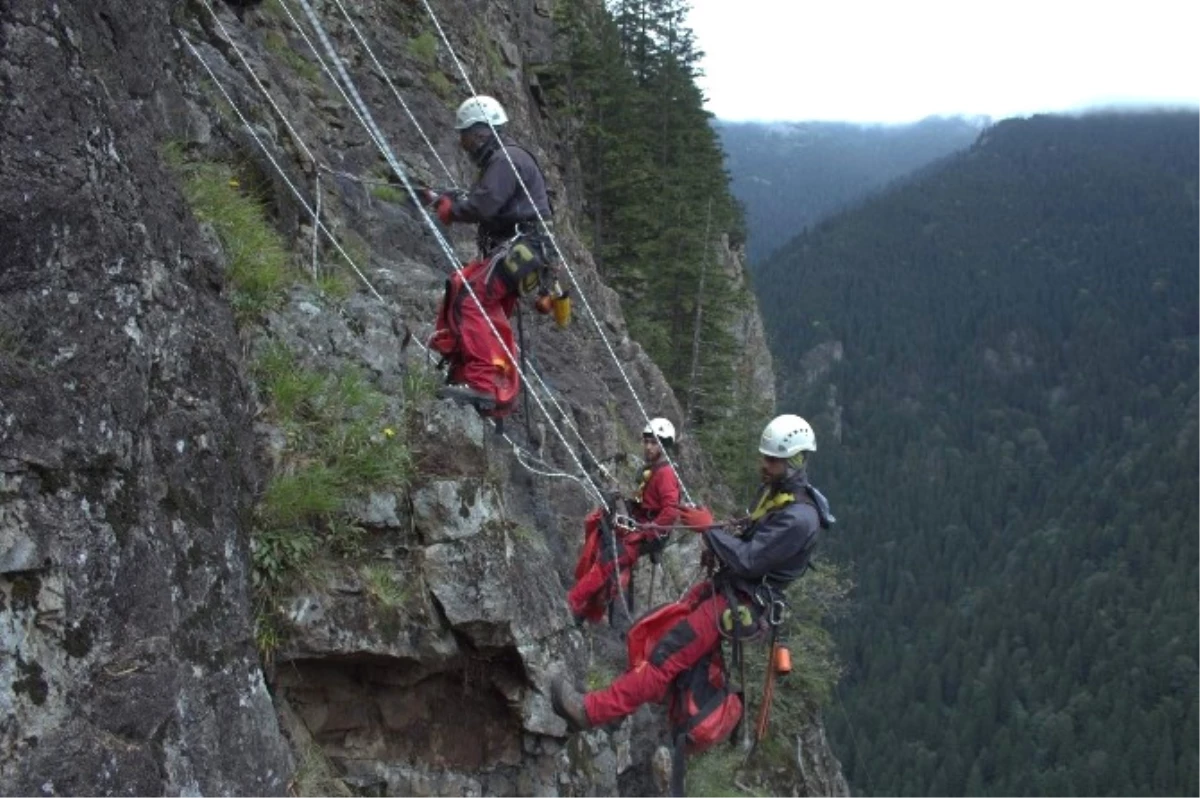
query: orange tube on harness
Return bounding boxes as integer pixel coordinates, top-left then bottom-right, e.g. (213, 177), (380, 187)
(774, 645), (792, 675)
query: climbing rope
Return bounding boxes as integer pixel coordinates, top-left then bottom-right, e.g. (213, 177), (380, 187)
(327, 0), (459, 187)
(502, 433), (600, 498)
(201, 2), (316, 164)
(184, 26), (388, 307)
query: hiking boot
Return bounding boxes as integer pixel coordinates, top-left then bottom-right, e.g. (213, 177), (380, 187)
(436, 383), (496, 411)
(550, 676), (592, 732)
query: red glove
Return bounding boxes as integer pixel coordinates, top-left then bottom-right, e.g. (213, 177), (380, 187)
(435, 194), (454, 225)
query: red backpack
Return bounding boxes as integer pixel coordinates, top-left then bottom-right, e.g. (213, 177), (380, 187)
(669, 648), (743, 755)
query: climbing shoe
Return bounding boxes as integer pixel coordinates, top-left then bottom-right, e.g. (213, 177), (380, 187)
(550, 676), (592, 732)
(436, 383), (496, 411)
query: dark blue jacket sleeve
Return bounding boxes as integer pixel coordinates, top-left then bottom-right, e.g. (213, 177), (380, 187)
(451, 158), (515, 223)
(706, 501), (818, 581)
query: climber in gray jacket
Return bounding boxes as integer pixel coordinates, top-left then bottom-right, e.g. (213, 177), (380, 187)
(428, 95), (552, 257)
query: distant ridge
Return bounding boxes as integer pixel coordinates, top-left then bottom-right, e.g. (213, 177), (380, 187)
(716, 116), (985, 264)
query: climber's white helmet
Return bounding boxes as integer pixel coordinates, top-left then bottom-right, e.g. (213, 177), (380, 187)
(642, 418), (676, 447)
(455, 95), (508, 130)
(759, 415), (816, 458)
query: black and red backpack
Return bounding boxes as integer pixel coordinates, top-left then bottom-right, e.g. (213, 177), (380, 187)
(627, 602), (745, 796)
(668, 647), (743, 755)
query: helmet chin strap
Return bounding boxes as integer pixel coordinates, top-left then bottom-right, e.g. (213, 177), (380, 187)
(788, 452), (806, 469)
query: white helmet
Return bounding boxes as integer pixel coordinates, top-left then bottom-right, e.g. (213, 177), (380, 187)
(759, 414), (816, 458)
(642, 417), (676, 447)
(455, 95), (508, 130)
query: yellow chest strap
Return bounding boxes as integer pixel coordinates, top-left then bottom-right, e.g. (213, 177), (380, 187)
(749, 489), (796, 522)
(634, 466), (655, 503)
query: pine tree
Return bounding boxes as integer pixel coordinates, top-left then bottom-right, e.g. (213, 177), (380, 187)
(550, 0), (765, 494)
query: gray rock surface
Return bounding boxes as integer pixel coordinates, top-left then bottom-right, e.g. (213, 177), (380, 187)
(1, 1), (292, 793)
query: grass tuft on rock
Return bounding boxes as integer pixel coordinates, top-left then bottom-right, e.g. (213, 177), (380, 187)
(164, 143), (290, 321)
(249, 344), (413, 658)
(362, 563), (410, 608)
(406, 32), (438, 66)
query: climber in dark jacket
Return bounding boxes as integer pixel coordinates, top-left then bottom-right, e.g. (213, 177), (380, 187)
(552, 415), (833, 730)
(704, 465), (821, 597)
(428, 95), (554, 414)
(428, 94), (552, 257)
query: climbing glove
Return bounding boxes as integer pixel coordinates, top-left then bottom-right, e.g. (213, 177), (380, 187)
(435, 193), (455, 225)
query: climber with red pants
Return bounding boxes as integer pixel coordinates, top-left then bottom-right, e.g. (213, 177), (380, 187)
(567, 418), (682, 624)
(551, 415), (834, 732)
(425, 94), (558, 417)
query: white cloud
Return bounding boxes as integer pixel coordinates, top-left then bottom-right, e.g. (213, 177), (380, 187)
(687, 0), (1200, 123)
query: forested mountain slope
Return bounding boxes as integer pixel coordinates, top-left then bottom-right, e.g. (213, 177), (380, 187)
(753, 111), (1199, 796)
(717, 117), (984, 264)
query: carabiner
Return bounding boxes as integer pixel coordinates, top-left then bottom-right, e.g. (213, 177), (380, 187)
(769, 599), (786, 627)
(613, 514), (638, 533)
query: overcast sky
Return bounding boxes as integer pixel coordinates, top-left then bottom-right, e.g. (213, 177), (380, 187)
(686, 0), (1199, 124)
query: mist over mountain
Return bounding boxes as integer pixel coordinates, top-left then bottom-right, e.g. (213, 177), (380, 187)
(751, 111), (1199, 795)
(716, 116), (985, 264)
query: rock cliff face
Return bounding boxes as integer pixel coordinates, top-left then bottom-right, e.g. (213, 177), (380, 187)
(719, 233), (776, 412)
(0, 0), (844, 795)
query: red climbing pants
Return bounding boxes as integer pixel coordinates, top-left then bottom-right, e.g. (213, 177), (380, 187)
(568, 544), (638, 623)
(430, 258), (520, 416)
(567, 509), (664, 623)
(568, 509), (633, 622)
(583, 582), (729, 725)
